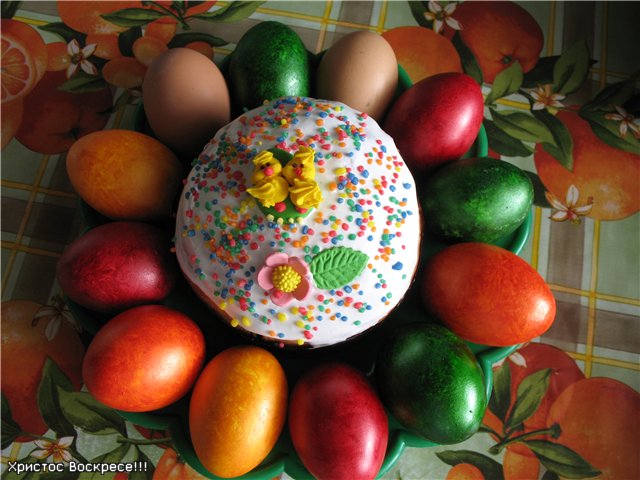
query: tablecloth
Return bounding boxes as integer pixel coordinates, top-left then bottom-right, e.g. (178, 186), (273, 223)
(2, 1), (639, 479)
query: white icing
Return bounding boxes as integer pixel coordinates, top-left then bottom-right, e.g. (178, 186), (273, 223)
(175, 97), (421, 348)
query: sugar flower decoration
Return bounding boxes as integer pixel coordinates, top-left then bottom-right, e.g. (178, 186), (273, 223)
(31, 436), (74, 463)
(423, 0), (462, 34)
(66, 39), (98, 79)
(530, 84), (566, 111)
(545, 184), (593, 224)
(604, 106), (640, 138)
(257, 252), (312, 307)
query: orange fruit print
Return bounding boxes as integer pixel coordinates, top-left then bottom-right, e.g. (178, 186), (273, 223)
(382, 26), (462, 84)
(535, 110), (640, 220)
(443, 1), (543, 84)
(446, 463), (484, 480)
(1, 19), (48, 85)
(85, 33), (123, 60)
(502, 449), (540, 480)
(1, 32), (37, 104)
(145, 20), (178, 44)
(1, 301), (85, 441)
(45, 41), (71, 71)
(547, 377), (640, 479)
(56, 1), (140, 35)
(483, 343), (585, 457)
(152, 448), (208, 480)
(15, 70), (113, 154)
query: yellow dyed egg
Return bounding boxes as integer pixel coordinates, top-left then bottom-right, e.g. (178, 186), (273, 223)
(189, 346), (288, 478)
(316, 31), (398, 120)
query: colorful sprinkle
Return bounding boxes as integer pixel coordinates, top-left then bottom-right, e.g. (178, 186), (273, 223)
(175, 97), (420, 347)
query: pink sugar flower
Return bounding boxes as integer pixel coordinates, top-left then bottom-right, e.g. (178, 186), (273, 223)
(257, 252), (312, 307)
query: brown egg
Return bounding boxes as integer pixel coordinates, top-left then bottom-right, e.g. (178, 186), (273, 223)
(316, 31), (398, 120)
(143, 48), (231, 160)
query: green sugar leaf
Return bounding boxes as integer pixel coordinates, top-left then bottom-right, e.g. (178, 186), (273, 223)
(310, 247), (369, 290)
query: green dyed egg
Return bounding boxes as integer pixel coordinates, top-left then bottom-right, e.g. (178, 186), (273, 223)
(423, 157), (533, 243)
(228, 21), (310, 111)
(375, 322), (486, 445)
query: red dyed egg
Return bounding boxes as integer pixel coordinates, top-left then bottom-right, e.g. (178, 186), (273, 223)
(82, 305), (206, 412)
(289, 363), (388, 480)
(422, 242), (556, 346)
(56, 221), (176, 312)
(383, 72), (484, 171)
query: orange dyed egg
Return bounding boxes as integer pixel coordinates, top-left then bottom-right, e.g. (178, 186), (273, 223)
(66, 129), (182, 221)
(82, 305), (205, 412)
(422, 242), (556, 346)
(189, 346), (288, 478)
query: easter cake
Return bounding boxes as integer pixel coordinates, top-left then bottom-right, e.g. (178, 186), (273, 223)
(175, 96), (422, 348)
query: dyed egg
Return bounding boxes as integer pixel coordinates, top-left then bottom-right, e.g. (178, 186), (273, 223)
(56, 221), (177, 313)
(189, 346), (287, 478)
(376, 322), (487, 444)
(422, 242), (556, 346)
(82, 305), (206, 412)
(384, 72), (484, 170)
(289, 363), (388, 480)
(316, 31), (398, 120)
(228, 21), (310, 111)
(423, 157), (534, 243)
(143, 48), (230, 160)
(66, 129), (182, 221)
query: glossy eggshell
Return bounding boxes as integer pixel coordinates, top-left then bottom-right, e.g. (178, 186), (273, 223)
(143, 48), (230, 160)
(376, 322), (487, 444)
(66, 129), (182, 221)
(56, 221), (177, 312)
(189, 346), (287, 478)
(383, 72), (484, 170)
(288, 363), (388, 480)
(422, 242), (557, 346)
(228, 21), (310, 112)
(316, 31), (398, 121)
(423, 157), (534, 243)
(82, 305), (206, 412)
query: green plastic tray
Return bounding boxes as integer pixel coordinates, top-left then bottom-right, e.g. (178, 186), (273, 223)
(69, 61), (531, 479)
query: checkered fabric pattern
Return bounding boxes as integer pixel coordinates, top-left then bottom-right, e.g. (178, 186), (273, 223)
(2, 2), (638, 478)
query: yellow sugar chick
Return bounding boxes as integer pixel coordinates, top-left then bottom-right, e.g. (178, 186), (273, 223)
(283, 146), (317, 185)
(289, 178), (323, 210)
(246, 151), (289, 208)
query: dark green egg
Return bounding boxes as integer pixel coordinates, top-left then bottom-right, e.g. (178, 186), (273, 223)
(228, 21), (310, 111)
(423, 157), (534, 243)
(375, 322), (487, 445)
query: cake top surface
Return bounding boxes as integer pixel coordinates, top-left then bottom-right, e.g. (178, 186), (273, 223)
(175, 96), (421, 348)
